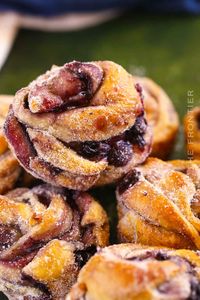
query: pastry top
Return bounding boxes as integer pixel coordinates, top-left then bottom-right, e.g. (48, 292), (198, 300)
(0, 185), (109, 299)
(67, 244), (200, 300)
(117, 157), (200, 195)
(0, 95), (23, 194)
(0, 95), (34, 194)
(184, 106), (200, 159)
(14, 61), (143, 142)
(133, 76), (179, 159)
(117, 158), (200, 249)
(4, 61), (152, 190)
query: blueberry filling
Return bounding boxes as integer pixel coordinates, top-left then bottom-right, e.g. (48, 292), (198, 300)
(69, 115), (147, 167)
(125, 250), (200, 300)
(32, 184), (66, 207)
(188, 278), (200, 300)
(118, 169), (141, 194)
(154, 251), (169, 261)
(157, 276), (200, 300)
(126, 250), (169, 262)
(69, 141), (110, 161)
(75, 246), (96, 268)
(22, 274), (52, 300)
(27, 62), (104, 113)
(126, 115), (147, 149)
(126, 250), (194, 270)
(4, 108), (37, 170)
(66, 61), (103, 101)
(107, 140), (133, 167)
(0, 184), (104, 300)
(23, 295), (51, 300)
(5, 108), (147, 172)
(0, 225), (21, 251)
(81, 141), (106, 158)
(23, 95), (29, 109)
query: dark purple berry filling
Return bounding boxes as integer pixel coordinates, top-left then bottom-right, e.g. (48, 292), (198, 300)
(27, 62), (104, 113)
(154, 251), (170, 261)
(0, 225), (20, 251)
(188, 278), (200, 300)
(118, 169), (141, 194)
(126, 115), (147, 149)
(69, 114), (147, 167)
(75, 246), (96, 268)
(107, 140), (133, 167)
(125, 250), (200, 300)
(79, 141), (110, 161)
(135, 83), (144, 103)
(126, 250), (170, 262)
(22, 274), (51, 300)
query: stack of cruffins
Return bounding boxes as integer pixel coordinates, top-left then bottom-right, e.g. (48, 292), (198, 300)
(0, 61), (200, 300)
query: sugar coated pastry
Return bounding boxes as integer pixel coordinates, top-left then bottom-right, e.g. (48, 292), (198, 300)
(117, 157), (200, 249)
(4, 61), (152, 190)
(0, 95), (33, 194)
(0, 185), (109, 299)
(133, 76), (179, 159)
(67, 244), (200, 300)
(184, 107), (200, 159)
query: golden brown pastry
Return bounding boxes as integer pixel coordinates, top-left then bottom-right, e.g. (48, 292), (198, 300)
(0, 95), (20, 193)
(0, 185), (109, 299)
(117, 157), (200, 249)
(0, 95), (33, 194)
(67, 244), (200, 300)
(184, 107), (200, 159)
(4, 61), (152, 191)
(133, 76), (179, 159)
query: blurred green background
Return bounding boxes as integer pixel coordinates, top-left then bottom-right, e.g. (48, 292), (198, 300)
(0, 11), (200, 299)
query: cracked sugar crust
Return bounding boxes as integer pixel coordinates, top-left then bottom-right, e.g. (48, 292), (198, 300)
(4, 61), (152, 190)
(0, 95), (34, 194)
(117, 158), (200, 250)
(67, 244), (200, 300)
(0, 184), (109, 300)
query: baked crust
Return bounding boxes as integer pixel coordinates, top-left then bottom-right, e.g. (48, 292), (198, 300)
(0, 95), (33, 194)
(117, 157), (200, 249)
(67, 244), (200, 300)
(184, 107), (200, 159)
(0, 185), (109, 299)
(4, 61), (152, 190)
(133, 77), (179, 159)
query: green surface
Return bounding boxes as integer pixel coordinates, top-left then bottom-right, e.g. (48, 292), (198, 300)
(0, 11), (200, 299)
